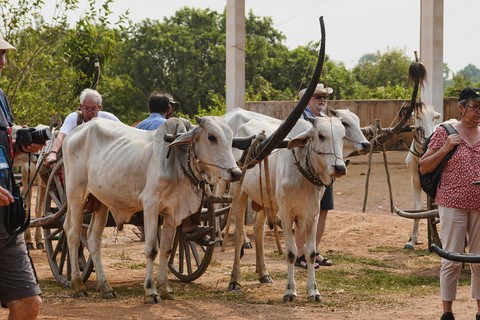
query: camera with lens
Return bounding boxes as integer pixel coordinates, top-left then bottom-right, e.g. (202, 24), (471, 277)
(15, 127), (53, 147)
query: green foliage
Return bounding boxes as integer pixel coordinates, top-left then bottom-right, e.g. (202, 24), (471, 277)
(110, 8), (227, 117)
(457, 64), (480, 83)
(352, 49), (410, 86)
(0, 0), (129, 125)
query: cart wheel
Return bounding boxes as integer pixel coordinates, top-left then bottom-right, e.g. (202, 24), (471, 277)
(216, 204), (230, 231)
(42, 159), (94, 288)
(168, 203), (216, 282)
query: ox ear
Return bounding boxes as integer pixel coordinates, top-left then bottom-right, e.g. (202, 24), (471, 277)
(330, 109), (337, 116)
(195, 116), (205, 127)
(167, 129), (196, 148)
(287, 131), (312, 149)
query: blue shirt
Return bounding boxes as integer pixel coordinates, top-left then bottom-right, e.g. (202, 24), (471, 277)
(136, 113), (167, 131)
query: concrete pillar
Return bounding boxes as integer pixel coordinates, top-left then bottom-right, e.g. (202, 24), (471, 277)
(226, 0), (245, 112)
(420, 0), (444, 120)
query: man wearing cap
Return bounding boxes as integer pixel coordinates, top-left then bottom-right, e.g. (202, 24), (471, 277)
(419, 87), (480, 320)
(135, 92), (177, 130)
(294, 83), (334, 269)
(46, 88), (120, 164)
(133, 92), (176, 241)
(0, 38), (43, 319)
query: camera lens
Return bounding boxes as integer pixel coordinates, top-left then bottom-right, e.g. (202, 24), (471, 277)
(31, 128), (52, 144)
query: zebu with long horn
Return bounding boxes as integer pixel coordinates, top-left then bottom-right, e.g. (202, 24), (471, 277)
(225, 17), (346, 302)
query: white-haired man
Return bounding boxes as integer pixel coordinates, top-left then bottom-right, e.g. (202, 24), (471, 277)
(46, 88), (120, 163)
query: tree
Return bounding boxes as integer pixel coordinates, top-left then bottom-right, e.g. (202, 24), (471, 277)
(0, 0), (128, 125)
(350, 48), (413, 99)
(108, 8), (226, 118)
(457, 64), (480, 84)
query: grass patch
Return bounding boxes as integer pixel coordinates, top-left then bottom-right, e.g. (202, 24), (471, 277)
(329, 253), (390, 268)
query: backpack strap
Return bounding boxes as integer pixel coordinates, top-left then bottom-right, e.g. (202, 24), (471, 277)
(440, 123), (457, 136)
(439, 123), (458, 162)
(76, 110), (84, 126)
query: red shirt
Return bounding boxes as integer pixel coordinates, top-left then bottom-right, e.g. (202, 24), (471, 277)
(429, 125), (480, 210)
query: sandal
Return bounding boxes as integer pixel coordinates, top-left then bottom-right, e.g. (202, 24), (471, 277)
(315, 252), (332, 266)
(295, 255), (319, 269)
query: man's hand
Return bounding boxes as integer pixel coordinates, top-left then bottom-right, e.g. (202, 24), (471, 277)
(18, 143), (45, 155)
(45, 151), (58, 165)
(0, 186), (14, 206)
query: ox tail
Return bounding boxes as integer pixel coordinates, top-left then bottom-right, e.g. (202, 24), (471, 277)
(260, 158), (277, 229)
(408, 52), (427, 116)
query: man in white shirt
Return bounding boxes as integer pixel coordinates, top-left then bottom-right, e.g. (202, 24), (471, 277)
(46, 88), (120, 164)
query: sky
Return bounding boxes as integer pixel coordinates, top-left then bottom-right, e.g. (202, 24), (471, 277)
(43, 0), (479, 73)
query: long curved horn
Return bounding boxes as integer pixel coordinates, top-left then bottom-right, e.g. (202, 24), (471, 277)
(431, 244), (480, 263)
(393, 206), (438, 219)
(252, 16), (326, 161)
(375, 52), (426, 145)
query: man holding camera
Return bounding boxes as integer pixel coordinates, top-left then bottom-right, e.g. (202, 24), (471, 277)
(46, 88), (120, 164)
(1, 38), (43, 319)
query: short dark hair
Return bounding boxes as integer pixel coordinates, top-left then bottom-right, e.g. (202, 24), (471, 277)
(148, 93), (171, 114)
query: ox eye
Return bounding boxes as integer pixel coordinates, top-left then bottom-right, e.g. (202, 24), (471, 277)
(342, 122), (349, 128)
(207, 134), (217, 143)
(318, 134), (325, 141)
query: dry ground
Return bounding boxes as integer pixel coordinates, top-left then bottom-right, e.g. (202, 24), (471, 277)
(2, 151), (478, 320)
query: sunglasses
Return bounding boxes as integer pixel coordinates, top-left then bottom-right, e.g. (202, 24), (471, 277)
(467, 103), (480, 112)
(312, 95), (327, 100)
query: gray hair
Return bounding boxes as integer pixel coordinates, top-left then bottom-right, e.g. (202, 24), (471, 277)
(79, 88), (102, 106)
(458, 99), (468, 106)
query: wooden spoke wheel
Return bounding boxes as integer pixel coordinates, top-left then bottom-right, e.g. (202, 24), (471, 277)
(215, 203), (230, 232)
(42, 159), (94, 288)
(168, 203), (217, 282)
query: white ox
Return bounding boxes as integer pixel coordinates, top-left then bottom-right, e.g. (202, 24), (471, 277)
(404, 103), (441, 249)
(226, 113), (346, 302)
(62, 116), (242, 303)
(219, 107), (369, 247)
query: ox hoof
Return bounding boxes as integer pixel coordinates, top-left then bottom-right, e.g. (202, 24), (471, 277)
(404, 243), (414, 250)
(228, 281), (241, 291)
(36, 243), (45, 250)
(101, 291), (118, 299)
(282, 294), (297, 303)
(144, 294), (161, 304)
(259, 275), (273, 284)
(243, 242), (252, 249)
(73, 291), (88, 298)
(308, 294), (322, 303)
(26, 243), (34, 251)
(160, 292), (175, 300)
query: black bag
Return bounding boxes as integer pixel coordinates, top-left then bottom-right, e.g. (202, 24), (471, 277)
(418, 123), (458, 198)
(4, 181), (30, 235)
(1, 145), (30, 235)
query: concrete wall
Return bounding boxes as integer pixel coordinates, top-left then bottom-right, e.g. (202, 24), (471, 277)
(245, 98), (460, 150)
(245, 98), (459, 126)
